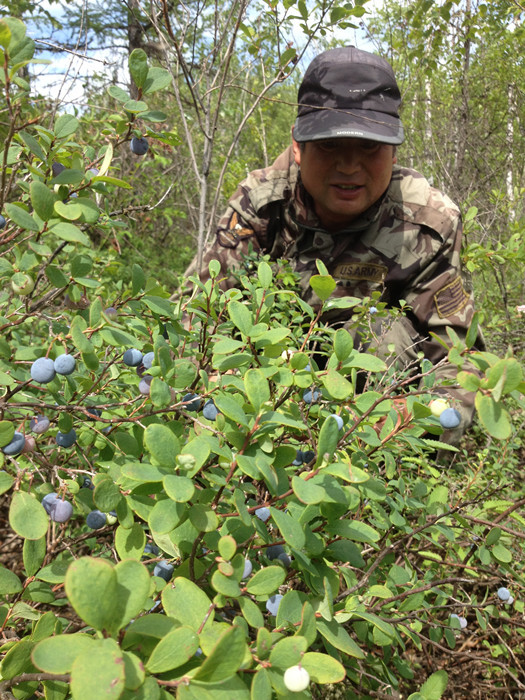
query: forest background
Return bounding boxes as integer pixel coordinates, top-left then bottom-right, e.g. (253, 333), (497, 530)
(1, 1), (525, 699)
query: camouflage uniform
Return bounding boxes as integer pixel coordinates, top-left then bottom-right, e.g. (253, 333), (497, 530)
(186, 146), (479, 439)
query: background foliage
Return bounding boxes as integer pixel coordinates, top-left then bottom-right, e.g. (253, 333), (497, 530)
(0, 2), (524, 699)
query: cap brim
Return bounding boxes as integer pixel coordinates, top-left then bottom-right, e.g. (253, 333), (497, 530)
(294, 108), (404, 145)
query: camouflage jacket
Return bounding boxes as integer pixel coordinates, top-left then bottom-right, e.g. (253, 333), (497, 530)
(186, 146), (479, 432)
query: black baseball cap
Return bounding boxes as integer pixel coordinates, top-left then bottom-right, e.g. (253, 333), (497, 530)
(293, 46), (404, 145)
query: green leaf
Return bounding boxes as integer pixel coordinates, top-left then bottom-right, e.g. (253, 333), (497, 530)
(49, 221), (90, 246)
(0, 565), (23, 594)
(30, 181), (56, 220)
(316, 414), (341, 464)
(302, 651), (346, 683)
(70, 640), (125, 700)
(115, 523), (146, 561)
(347, 352), (387, 371)
(32, 634), (96, 673)
(149, 499), (184, 534)
(144, 424), (180, 467)
(113, 559), (151, 629)
(327, 519), (380, 543)
(316, 618), (364, 658)
(250, 668), (272, 700)
(214, 394), (248, 426)
(0, 420), (15, 447)
(107, 85), (129, 102)
(270, 506), (305, 548)
(189, 504), (219, 532)
(310, 274), (336, 301)
(292, 475), (326, 504)
(192, 624), (246, 682)
(163, 475), (195, 502)
(23, 536), (46, 577)
(146, 626), (199, 673)
(475, 393), (512, 440)
(129, 48), (148, 89)
(269, 635), (307, 669)
(0, 470), (14, 495)
(333, 328), (354, 360)
(54, 114), (79, 139)
(143, 66), (172, 94)
(94, 478), (122, 511)
(65, 557), (124, 631)
(123, 99), (148, 113)
(243, 368), (270, 412)
(162, 578), (213, 633)
(239, 596), (264, 629)
(228, 300), (253, 335)
(246, 566), (286, 595)
(321, 368), (353, 400)
(419, 669), (448, 699)
(9, 491), (49, 540)
(54, 200), (83, 221)
(5, 203), (40, 231)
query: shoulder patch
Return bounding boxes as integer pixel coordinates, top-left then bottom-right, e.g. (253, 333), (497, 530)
(217, 211), (255, 248)
(434, 277), (469, 318)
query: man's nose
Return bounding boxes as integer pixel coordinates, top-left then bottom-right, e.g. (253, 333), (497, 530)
(335, 146), (360, 172)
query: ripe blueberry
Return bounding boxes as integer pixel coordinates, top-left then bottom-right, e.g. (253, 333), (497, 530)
(439, 407), (461, 429)
(123, 348), (143, 367)
(54, 353), (76, 375)
(30, 357), (56, 384)
(130, 137), (149, 156)
(2, 431), (26, 456)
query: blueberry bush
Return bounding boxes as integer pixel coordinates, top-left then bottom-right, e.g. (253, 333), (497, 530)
(1, 16), (525, 700)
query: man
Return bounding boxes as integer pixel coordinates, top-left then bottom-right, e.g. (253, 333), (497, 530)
(183, 46), (480, 444)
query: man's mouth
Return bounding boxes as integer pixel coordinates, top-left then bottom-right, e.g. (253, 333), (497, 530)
(335, 184), (361, 190)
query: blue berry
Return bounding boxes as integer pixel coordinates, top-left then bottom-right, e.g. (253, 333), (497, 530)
(142, 351), (154, 369)
(154, 560), (174, 581)
(266, 544), (285, 560)
(497, 587), (511, 601)
(255, 507), (271, 522)
(0, 214), (6, 229)
(54, 353), (76, 375)
(439, 407), (461, 429)
(369, 306), (378, 314)
(292, 450), (304, 466)
(43, 494), (73, 522)
(2, 431), (26, 456)
(328, 414), (344, 430)
(130, 137), (149, 156)
(302, 450), (316, 464)
(56, 429), (77, 448)
(303, 387), (321, 404)
(182, 393), (202, 412)
(86, 510), (106, 529)
(31, 357), (56, 384)
(123, 348), (143, 367)
(266, 594), (283, 616)
(242, 559), (253, 579)
(30, 415), (50, 434)
(202, 399), (219, 420)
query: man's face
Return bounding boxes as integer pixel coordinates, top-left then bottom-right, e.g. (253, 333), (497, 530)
(292, 135), (396, 230)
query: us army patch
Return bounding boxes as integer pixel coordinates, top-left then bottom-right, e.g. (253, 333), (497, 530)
(333, 262), (388, 283)
(217, 211), (255, 248)
(434, 277), (470, 318)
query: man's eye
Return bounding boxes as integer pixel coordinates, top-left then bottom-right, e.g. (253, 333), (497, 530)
(360, 141), (381, 152)
(316, 141), (339, 152)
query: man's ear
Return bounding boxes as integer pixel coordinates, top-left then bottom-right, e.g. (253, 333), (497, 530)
(392, 146), (397, 164)
(291, 126), (302, 166)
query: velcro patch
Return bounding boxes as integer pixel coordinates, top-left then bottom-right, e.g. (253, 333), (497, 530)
(217, 211), (254, 249)
(434, 277), (469, 318)
(333, 262), (388, 283)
